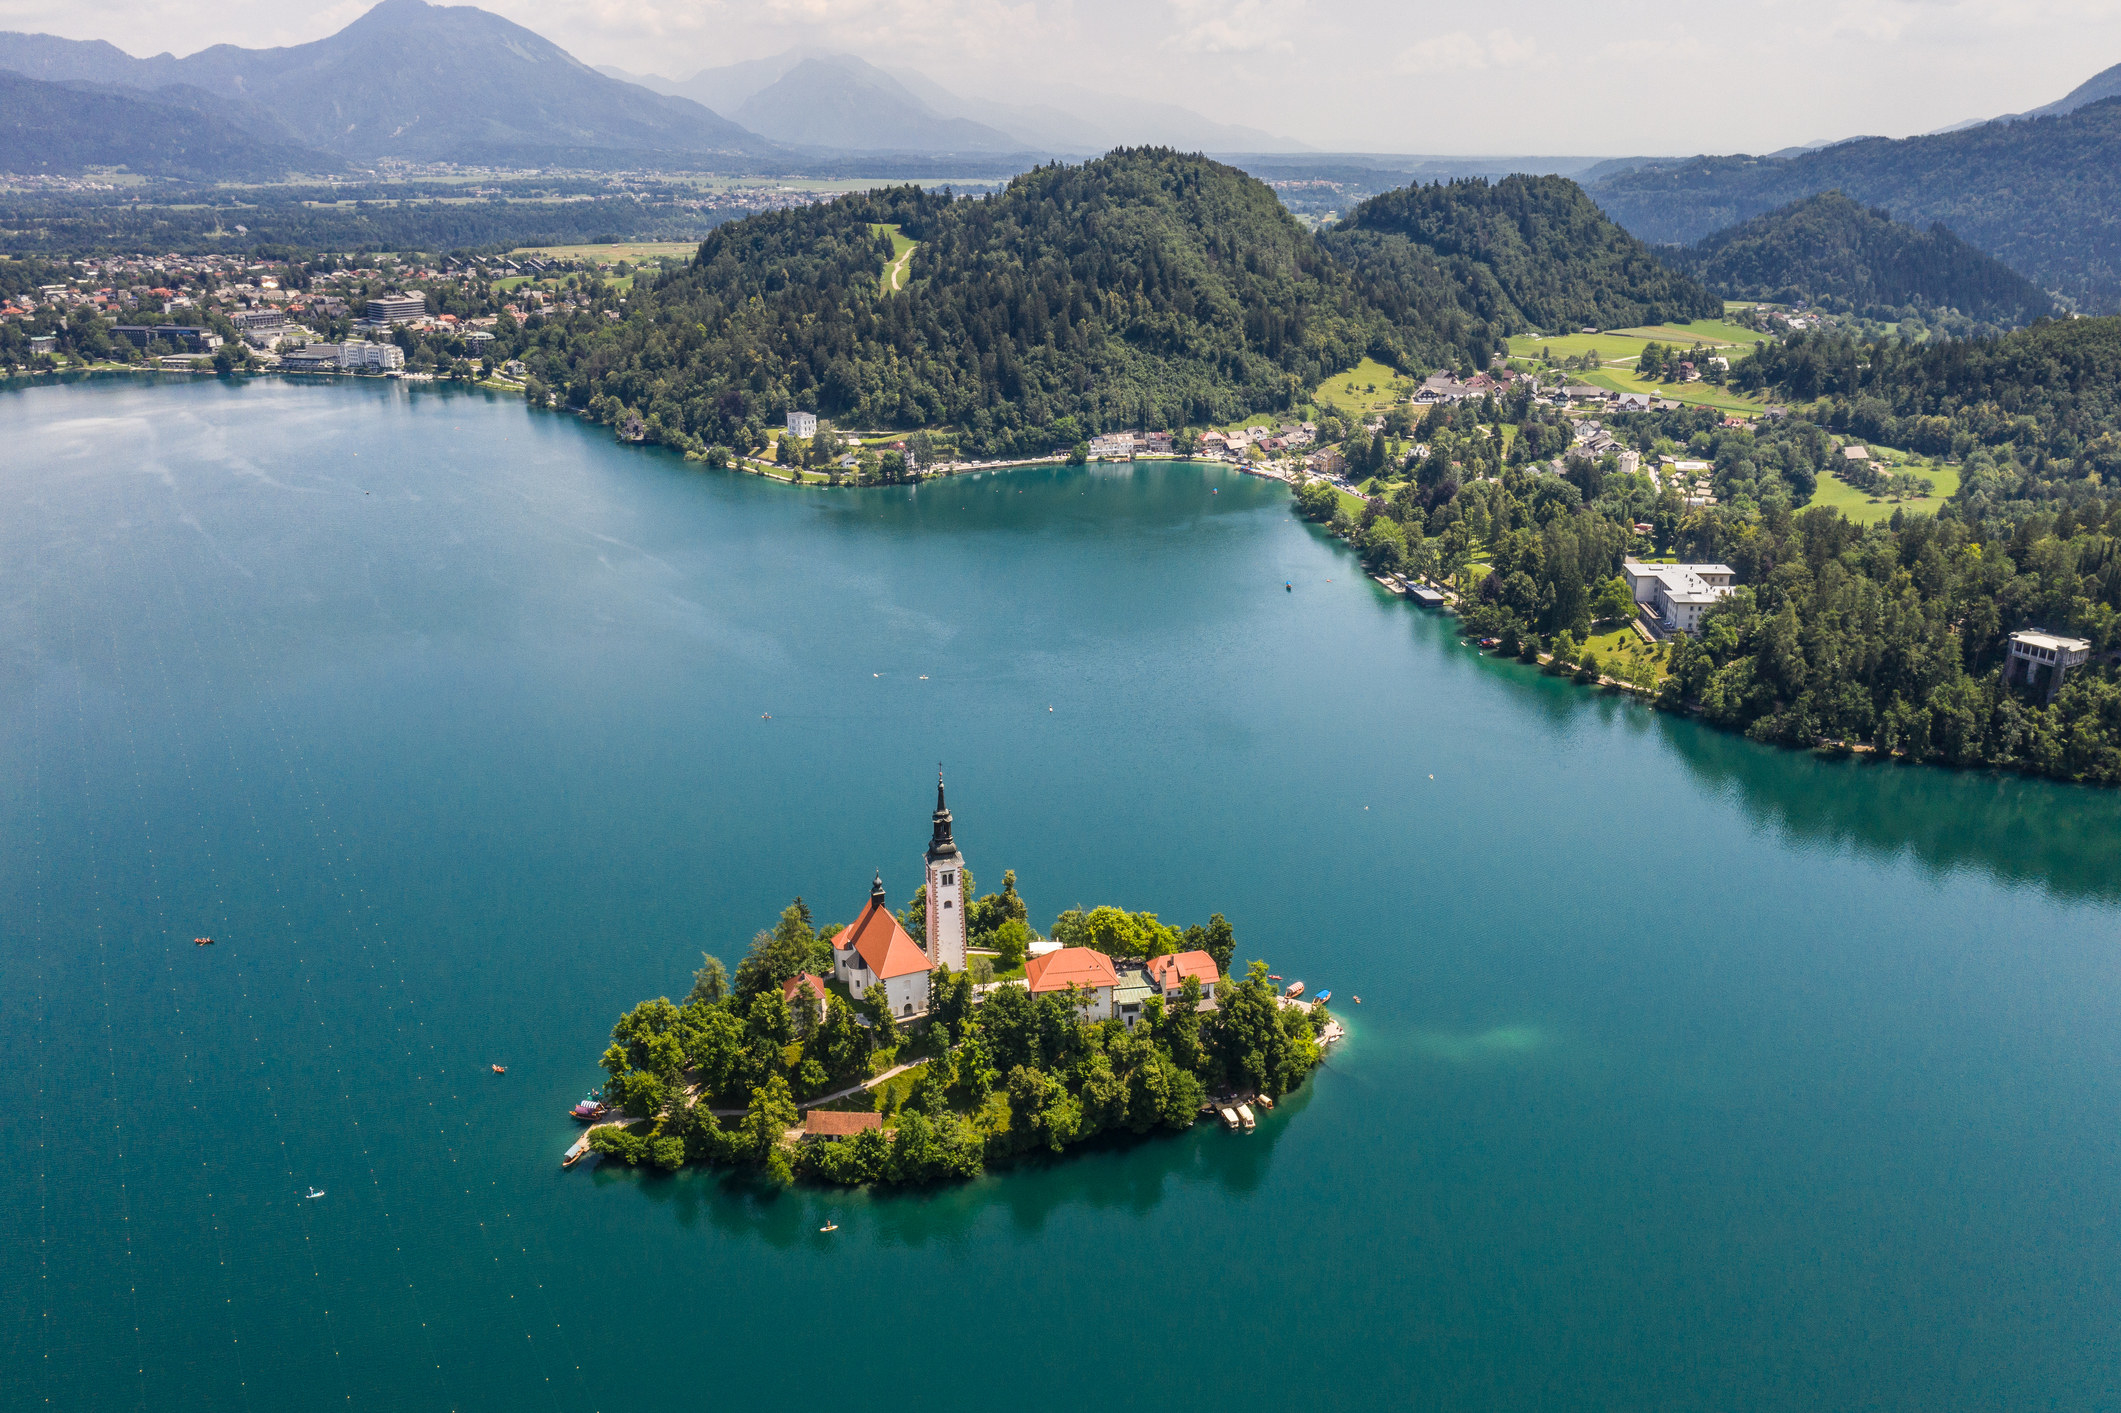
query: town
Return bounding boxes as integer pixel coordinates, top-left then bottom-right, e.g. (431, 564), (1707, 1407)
(572, 777), (1341, 1185)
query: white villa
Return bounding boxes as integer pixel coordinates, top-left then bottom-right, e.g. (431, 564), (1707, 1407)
(1622, 559), (1737, 635)
(787, 410), (818, 438)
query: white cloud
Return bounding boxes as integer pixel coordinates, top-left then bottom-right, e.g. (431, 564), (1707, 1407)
(1393, 27), (1542, 75)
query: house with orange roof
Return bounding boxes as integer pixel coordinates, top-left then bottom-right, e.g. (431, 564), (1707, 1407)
(782, 973), (828, 1027)
(831, 875), (932, 1019)
(1024, 946), (1120, 1022)
(1145, 950), (1222, 1004)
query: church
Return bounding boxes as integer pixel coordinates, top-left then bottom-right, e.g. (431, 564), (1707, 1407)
(829, 775), (969, 1018)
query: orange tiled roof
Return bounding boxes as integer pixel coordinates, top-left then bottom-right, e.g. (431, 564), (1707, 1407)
(1025, 947), (1118, 993)
(1146, 950), (1219, 991)
(783, 973), (827, 1003)
(805, 1111), (880, 1136)
(834, 895), (932, 980)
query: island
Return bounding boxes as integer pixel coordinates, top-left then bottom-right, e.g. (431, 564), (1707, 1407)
(576, 778), (1338, 1186)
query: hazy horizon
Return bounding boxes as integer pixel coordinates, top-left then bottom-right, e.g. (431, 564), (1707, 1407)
(3, 0), (2120, 156)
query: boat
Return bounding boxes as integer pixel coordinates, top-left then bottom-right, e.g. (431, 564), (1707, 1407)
(1352, 995), (1361, 1004)
(1284, 980), (1304, 1000)
(491, 1064), (506, 1075)
(1218, 1106), (1240, 1129)
(194, 937), (213, 946)
(1316, 989), (1332, 1003)
(1267, 974), (1282, 982)
(304, 1188), (325, 1200)
(819, 1221), (839, 1233)
(1284, 582), (1291, 592)
(1237, 1104), (1256, 1129)
(1256, 1093), (1274, 1110)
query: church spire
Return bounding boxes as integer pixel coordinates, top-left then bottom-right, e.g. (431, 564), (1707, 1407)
(871, 871), (887, 903)
(927, 768), (958, 861)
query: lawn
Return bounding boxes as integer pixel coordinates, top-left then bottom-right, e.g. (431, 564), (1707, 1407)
(1576, 367), (1769, 416)
(1312, 357), (1411, 421)
(871, 224), (916, 294)
(1507, 317), (1769, 373)
(1580, 623), (1669, 684)
(1808, 462), (1962, 524)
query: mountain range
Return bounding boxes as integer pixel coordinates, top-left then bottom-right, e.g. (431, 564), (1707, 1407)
(0, 0), (775, 173)
(602, 50), (1305, 155)
(1586, 97), (2121, 310)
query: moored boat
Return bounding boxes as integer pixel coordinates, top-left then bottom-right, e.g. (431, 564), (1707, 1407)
(1315, 989), (1331, 1003)
(1219, 1106), (1240, 1129)
(1284, 980), (1304, 1000)
(1237, 1103), (1256, 1129)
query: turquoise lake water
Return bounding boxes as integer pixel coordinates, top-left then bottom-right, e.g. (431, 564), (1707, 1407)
(3, 375), (2119, 1411)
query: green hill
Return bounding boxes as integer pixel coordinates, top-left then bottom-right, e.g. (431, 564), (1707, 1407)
(1734, 315), (2121, 498)
(1321, 174), (1722, 350)
(1586, 100), (2121, 310)
(547, 149), (1443, 456)
(1672, 192), (2055, 330)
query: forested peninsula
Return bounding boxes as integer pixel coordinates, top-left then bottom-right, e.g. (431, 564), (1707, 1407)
(584, 889), (1330, 1187)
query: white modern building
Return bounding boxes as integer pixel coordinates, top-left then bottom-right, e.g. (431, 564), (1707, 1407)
(339, 340), (404, 371)
(787, 410), (818, 438)
(1622, 559), (1736, 634)
(364, 293), (427, 323)
(2004, 630), (2092, 701)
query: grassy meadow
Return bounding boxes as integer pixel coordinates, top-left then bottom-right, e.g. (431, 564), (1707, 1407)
(1808, 460), (1962, 523)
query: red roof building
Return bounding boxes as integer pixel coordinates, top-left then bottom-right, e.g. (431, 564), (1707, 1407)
(1024, 946), (1120, 1022)
(782, 972), (829, 1025)
(831, 875), (933, 1018)
(1145, 950), (1221, 1001)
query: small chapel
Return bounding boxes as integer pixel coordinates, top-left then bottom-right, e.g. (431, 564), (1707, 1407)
(829, 775), (969, 1018)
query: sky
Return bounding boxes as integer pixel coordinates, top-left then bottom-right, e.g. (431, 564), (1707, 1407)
(8, 0), (2121, 153)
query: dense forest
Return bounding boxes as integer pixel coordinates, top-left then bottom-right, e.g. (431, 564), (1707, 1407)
(1733, 317), (2121, 501)
(524, 149), (1426, 457)
(1671, 192), (2056, 331)
(523, 154), (1733, 457)
(588, 893), (1325, 1185)
(1586, 98), (2121, 309)
(1294, 393), (2121, 783)
(1322, 174), (1721, 341)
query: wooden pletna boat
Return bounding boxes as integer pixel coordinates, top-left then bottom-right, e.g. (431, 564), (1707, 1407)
(194, 937), (214, 946)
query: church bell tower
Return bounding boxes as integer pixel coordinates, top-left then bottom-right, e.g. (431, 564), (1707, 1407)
(924, 772), (967, 974)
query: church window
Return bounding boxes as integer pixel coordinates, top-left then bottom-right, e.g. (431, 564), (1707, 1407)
(941, 872), (954, 887)
(942, 899), (952, 909)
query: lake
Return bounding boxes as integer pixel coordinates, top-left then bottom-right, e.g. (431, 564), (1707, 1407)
(3, 374), (2118, 1412)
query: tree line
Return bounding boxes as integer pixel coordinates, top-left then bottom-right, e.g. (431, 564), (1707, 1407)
(1294, 391), (2121, 783)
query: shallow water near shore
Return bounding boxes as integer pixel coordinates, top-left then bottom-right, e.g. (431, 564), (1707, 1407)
(4, 374), (2119, 1412)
